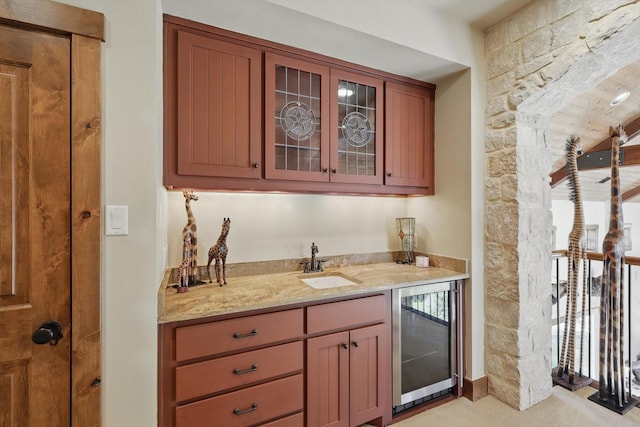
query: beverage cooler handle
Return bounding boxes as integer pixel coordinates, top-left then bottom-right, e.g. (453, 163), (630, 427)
(454, 279), (465, 398)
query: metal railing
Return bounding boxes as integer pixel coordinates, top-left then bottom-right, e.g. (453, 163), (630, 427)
(400, 290), (450, 324)
(551, 250), (640, 398)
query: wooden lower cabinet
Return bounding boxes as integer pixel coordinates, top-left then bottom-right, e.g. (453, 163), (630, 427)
(307, 324), (389, 427)
(349, 324), (388, 426)
(260, 412), (304, 427)
(175, 341), (303, 402)
(158, 309), (304, 427)
(307, 331), (350, 427)
(176, 374), (303, 427)
(159, 294), (391, 427)
(306, 295), (391, 427)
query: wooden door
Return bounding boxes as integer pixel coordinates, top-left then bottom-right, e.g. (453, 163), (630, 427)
(265, 52), (330, 182)
(385, 81), (434, 190)
(0, 24), (71, 426)
(329, 70), (384, 185)
(176, 30), (262, 180)
(306, 331), (349, 427)
(349, 324), (388, 427)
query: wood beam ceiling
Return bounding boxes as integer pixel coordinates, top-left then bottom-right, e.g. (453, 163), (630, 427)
(622, 185), (640, 202)
(549, 115), (640, 187)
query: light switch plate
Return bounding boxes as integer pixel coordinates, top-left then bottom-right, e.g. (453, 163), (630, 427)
(105, 205), (128, 236)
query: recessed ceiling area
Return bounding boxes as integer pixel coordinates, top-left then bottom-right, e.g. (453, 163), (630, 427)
(160, 1), (640, 202)
(548, 61), (640, 203)
(161, 0), (534, 83)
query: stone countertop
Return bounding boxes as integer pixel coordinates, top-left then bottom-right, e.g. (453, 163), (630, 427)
(158, 262), (469, 324)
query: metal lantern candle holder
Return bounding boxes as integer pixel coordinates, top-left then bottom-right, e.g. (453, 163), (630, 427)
(396, 217), (415, 264)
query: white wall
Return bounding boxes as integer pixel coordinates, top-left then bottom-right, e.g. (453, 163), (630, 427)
(625, 204), (640, 364)
(55, 1), (164, 426)
(553, 199), (639, 257)
(408, 69), (480, 378)
(55, 1), (484, 425)
(167, 192), (407, 265)
(552, 199), (640, 369)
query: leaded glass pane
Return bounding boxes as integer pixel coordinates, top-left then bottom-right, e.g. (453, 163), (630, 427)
(337, 79), (376, 176)
(273, 64), (322, 172)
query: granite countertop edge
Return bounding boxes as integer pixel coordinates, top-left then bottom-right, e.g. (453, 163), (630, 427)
(158, 262), (469, 324)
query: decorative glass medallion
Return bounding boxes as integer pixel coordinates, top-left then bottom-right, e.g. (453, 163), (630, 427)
(279, 101), (316, 141)
(341, 111), (372, 148)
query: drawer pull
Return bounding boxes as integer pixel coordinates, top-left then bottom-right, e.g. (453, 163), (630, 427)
(233, 364), (258, 375)
(233, 329), (258, 339)
(233, 402), (258, 415)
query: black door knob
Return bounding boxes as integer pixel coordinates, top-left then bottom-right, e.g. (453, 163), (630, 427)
(32, 321), (63, 345)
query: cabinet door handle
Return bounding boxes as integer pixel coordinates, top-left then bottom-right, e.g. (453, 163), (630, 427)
(233, 329), (258, 339)
(332, 168), (337, 174)
(341, 343), (348, 349)
(253, 163), (259, 169)
(387, 172), (392, 177)
(233, 402), (258, 415)
(323, 167), (329, 173)
(233, 364), (258, 375)
(352, 341), (359, 348)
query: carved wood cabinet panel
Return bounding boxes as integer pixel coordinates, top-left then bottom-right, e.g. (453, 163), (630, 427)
(175, 30), (262, 180)
(164, 15), (434, 195)
(385, 81), (434, 191)
(158, 294), (392, 427)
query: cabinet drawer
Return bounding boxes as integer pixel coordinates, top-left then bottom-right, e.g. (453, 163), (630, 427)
(307, 295), (386, 335)
(176, 374), (303, 427)
(176, 341), (303, 402)
(259, 412), (303, 426)
(176, 309), (303, 361)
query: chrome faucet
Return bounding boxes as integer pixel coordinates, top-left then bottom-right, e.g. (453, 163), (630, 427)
(302, 242), (326, 273)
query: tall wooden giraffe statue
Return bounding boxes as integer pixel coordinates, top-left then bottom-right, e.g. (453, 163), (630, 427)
(589, 124), (637, 412)
(207, 218), (231, 286)
(556, 135), (591, 389)
(175, 230), (192, 292)
(182, 190), (199, 286)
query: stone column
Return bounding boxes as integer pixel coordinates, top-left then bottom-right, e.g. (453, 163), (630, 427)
(484, 0), (640, 410)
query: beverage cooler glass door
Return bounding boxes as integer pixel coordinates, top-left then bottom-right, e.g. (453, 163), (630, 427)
(392, 281), (460, 408)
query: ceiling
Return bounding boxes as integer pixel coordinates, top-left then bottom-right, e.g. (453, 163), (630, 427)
(430, 0), (640, 203)
(161, 0), (640, 203)
(548, 61), (640, 203)
(162, 0), (534, 83)
(421, 0), (534, 28)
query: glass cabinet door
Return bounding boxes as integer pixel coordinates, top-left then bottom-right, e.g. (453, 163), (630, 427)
(265, 53), (330, 181)
(330, 70), (383, 185)
(266, 54), (383, 185)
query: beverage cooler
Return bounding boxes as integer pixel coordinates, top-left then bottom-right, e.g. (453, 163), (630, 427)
(392, 280), (464, 413)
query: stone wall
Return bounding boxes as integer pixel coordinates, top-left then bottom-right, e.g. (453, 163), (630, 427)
(484, 0), (640, 410)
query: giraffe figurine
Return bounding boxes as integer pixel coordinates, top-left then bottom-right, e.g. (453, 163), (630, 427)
(182, 190), (199, 286)
(556, 135), (591, 389)
(590, 124), (636, 410)
(207, 218), (231, 286)
(175, 230), (192, 292)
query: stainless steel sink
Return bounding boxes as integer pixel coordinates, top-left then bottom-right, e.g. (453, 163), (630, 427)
(299, 272), (360, 289)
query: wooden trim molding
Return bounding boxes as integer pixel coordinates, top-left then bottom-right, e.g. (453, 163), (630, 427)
(550, 115), (640, 187)
(463, 376), (489, 402)
(0, 0), (104, 40)
(71, 33), (102, 427)
(0, 1), (104, 426)
(164, 14), (434, 90)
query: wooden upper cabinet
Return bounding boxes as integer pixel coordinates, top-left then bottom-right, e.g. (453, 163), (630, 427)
(164, 16), (435, 195)
(265, 54), (384, 185)
(174, 30), (262, 180)
(265, 52), (330, 182)
(384, 81), (434, 191)
(330, 70), (383, 185)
